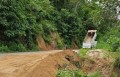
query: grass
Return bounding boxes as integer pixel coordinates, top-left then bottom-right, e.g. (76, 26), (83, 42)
(57, 70), (101, 77)
(79, 47), (119, 59)
(88, 71), (101, 77)
(78, 48), (90, 57)
(57, 70), (85, 77)
(96, 41), (112, 51)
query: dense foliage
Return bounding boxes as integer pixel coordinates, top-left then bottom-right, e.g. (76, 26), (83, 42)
(0, 0), (119, 51)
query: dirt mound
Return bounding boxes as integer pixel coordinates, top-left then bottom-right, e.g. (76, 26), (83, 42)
(87, 49), (104, 58)
(0, 50), (80, 77)
(81, 49), (114, 77)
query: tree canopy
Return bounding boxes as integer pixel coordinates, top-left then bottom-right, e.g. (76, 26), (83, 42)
(0, 0), (119, 51)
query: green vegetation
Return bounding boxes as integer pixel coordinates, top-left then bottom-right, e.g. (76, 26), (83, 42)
(0, 0), (120, 51)
(0, 0), (119, 52)
(0, 44), (9, 52)
(57, 70), (85, 77)
(57, 70), (101, 77)
(96, 27), (120, 52)
(88, 72), (101, 77)
(79, 49), (90, 57)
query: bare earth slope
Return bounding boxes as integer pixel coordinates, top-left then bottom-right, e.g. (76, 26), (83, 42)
(81, 49), (114, 77)
(0, 50), (80, 77)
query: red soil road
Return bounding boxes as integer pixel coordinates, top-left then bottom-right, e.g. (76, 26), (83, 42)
(0, 50), (80, 77)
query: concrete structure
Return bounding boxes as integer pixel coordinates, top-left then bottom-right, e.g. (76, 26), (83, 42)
(82, 30), (97, 48)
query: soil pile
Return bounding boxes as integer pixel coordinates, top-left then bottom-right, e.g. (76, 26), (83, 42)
(81, 49), (114, 77)
(0, 50), (80, 77)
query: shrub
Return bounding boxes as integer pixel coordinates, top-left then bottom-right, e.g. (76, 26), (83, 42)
(8, 42), (26, 52)
(0, 44), (9, 52)
(56, 38), (64, 49)
(97, 27), (120, 52)
(112, 42), (120, 52)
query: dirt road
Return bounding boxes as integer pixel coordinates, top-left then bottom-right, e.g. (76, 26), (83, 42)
(0, 50), (79, 77)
